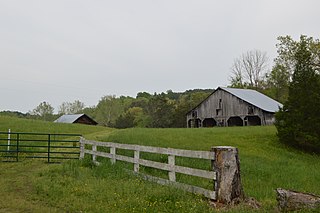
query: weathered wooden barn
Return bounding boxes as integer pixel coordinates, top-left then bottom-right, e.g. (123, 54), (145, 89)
(54, 114), (98, 125)
(186, 87), (283, 128)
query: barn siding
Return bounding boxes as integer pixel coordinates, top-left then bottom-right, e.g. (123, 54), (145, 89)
(76, 116), (97, 125)
(187, 88), (276, 127)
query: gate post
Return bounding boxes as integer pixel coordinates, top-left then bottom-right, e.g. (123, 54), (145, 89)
(79, 137), (85, 159)
(211, 146), (244, 204)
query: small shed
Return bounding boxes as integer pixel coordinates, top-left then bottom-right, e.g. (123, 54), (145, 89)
(54, 114), (98, 125)
(186, 87), (283, 128)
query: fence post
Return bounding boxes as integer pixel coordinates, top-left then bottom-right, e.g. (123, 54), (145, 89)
(110, 147), (116, 164)
(168, 155), (176, 182)
(92, 144), (97, 162)
(16, 133), (20, 162)
(134, 150), (140, 172)
(7, 129), (11, 152)
(47, 134), (51, 163)
(211, 146), (244, 204)
(79, 137), (85, 159)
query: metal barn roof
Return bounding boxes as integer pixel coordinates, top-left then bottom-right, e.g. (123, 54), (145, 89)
(54, 114), (85, 123)
(220, 87), (283, 112)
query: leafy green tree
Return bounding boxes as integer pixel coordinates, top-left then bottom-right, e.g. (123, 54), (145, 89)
(274, 35), (320, 77)
(146, 94), (175, 128)
(264, 64), (290, 103)
(136, 92), (152, 99)
(30, 101), (54, 121)
(275, 36), (320, 153)
(114, 113), (135, 129)
(94, 95), (133, 127)
(58, 100), (85, 115)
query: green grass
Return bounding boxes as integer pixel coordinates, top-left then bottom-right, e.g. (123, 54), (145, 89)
(100, 127), (320, 210)
(0, 116), (319, 212)
(0, 115), (112, 139)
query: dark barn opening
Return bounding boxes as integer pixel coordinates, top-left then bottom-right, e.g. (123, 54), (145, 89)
(227, 116), (243, 127)
(187, 119), (202, 128)
(245, 116), (261, 126)
(195, 118), (202, 128)
(202, 118), (217, 127)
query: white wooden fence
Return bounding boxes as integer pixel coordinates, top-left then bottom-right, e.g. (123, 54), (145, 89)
(79, 137), (217, 200)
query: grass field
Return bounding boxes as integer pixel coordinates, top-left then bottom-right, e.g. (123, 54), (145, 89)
(0, 116), (319, 212)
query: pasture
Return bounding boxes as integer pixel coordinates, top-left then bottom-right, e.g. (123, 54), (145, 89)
(0, 116), (319, 212)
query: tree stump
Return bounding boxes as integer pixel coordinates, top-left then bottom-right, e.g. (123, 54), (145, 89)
(212, 146), (244, 204)
(276, 188), (320, 211)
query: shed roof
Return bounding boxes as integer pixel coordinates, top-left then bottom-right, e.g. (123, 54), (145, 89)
(54, 114), (86, 123)
(220, 87), (283, 112)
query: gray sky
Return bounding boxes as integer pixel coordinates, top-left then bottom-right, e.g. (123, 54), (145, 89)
(1, 0), (319, 113)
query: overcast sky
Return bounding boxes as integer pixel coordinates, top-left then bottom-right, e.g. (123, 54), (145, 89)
(1, 0), (319, 113)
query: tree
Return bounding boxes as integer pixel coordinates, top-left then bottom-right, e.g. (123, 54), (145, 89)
(275, 36), (320, 153)
(30, 101), (54, 121)
(229, 50), (269, 89)
(114, 107), (148, 128)
(94, 95), (133, 127)
(264, 64), (290, 103)
(146, 94), (175, 128)
(274, 35), (320, 82)
(58, 100), (85, 115)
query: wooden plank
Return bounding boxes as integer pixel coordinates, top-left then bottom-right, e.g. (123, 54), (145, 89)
(85, 149), (135, 164)
(132, 171), (216, 200)
(81, 139), (215, 160)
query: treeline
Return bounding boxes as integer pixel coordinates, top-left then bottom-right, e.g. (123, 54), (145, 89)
(0, 89), (213, 128)
(85, 89), (213, 128)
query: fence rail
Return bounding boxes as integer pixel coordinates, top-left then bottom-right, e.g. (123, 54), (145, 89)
(0, 131), (82, 163)
(80, 138), (217, 200)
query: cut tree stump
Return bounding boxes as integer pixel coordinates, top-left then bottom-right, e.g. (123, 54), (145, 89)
(276, 188), (320, 211)
(212, 146), (244, 204)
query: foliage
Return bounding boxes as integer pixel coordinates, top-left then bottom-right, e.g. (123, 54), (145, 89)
(92, 89), (212, 128)
(29, 101), (55, 121)
(94, 95), (133, 127)
(2, 88), (212, 128)
(275, 36), (320, 153)
(264, 64), (290, 103)
(145, 93), (175, 128)
(58, 100), (85, 115)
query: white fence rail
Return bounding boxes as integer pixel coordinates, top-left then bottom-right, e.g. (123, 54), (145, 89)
(79, 138), (217, 200)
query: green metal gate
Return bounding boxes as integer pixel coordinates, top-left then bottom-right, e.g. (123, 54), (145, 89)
(0, 132), (81, 163)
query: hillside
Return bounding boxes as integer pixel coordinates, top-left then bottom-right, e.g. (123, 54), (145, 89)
(0, 116), (319, 212)
(0, 115), (111, 140)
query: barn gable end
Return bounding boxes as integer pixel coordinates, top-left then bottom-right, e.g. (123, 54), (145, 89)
(54, 114), (98, 125)
(186, 87), (282, 128)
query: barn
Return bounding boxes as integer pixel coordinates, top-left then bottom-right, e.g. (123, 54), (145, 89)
(186, 87), (283, 128)
(54, 114), (98, 125)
